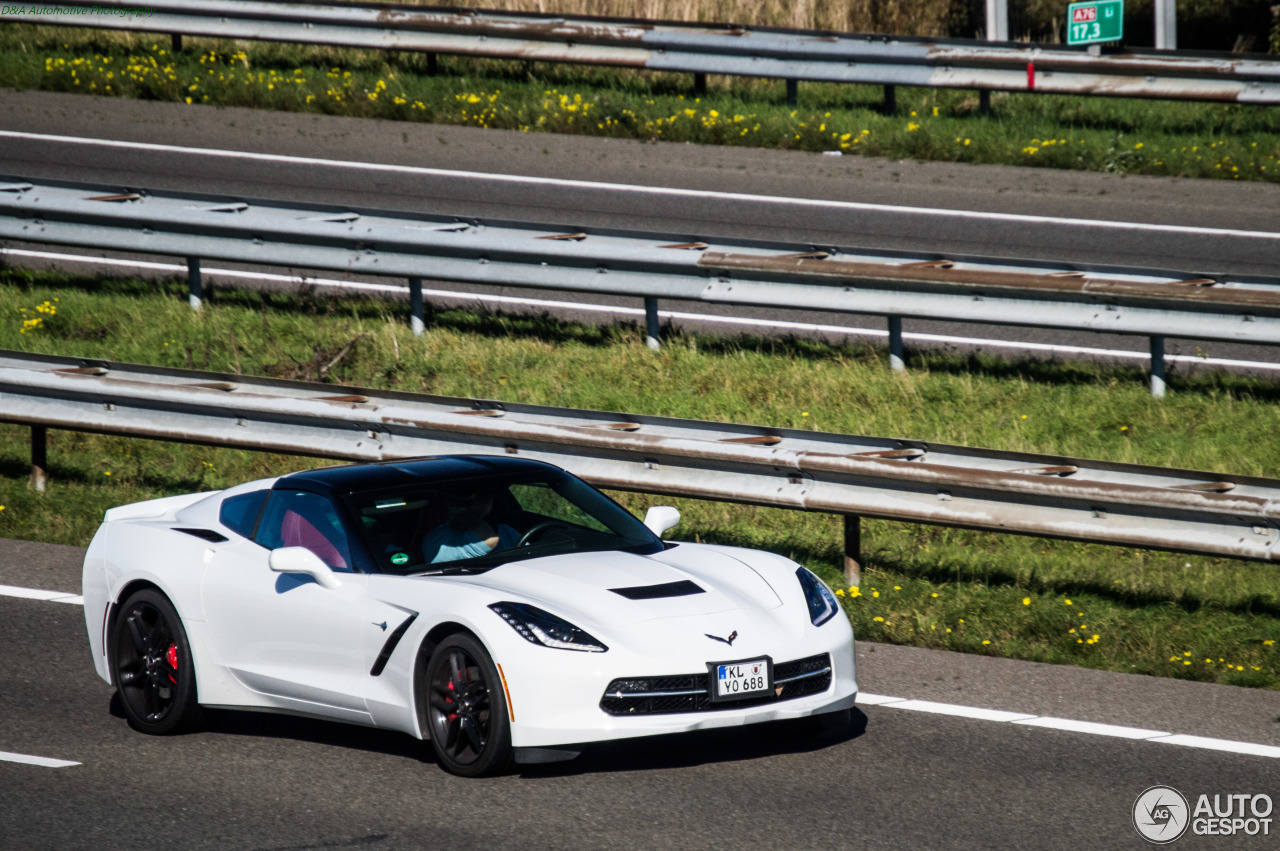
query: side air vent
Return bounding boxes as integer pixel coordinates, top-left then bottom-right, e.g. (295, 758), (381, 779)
(173, 527), (229, 543)
(610, 580), (705, 600)
(370, 613), (418, 677)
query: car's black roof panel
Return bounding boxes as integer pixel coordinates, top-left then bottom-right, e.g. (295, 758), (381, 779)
(274, 455), (561, 496)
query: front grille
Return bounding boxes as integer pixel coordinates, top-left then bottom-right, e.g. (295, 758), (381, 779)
(600, 653), (832, 716)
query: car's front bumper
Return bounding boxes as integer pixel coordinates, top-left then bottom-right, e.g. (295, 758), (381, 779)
(498, 615), (857, 748)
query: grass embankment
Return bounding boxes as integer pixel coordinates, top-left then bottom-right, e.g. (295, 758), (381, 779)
(1, 271), (1278, 689)
(1, 26), (1278, 182)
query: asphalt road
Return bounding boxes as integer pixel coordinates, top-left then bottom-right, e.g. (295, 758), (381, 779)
(1, 537), (1277, 850)
(2, 89), (1280, 370)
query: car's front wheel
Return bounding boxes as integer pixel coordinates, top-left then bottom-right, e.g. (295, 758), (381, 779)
(111, 588), (202, 735)
(424, 633), (513, 777)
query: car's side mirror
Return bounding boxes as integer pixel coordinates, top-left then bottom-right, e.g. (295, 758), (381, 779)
(643, 506), (681, 537)
(269, 546), (341, 589)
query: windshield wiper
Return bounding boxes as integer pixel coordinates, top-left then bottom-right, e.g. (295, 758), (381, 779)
(413, 564), (493, 576)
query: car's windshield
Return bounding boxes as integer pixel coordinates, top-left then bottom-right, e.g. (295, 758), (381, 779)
(344, 469), (663, 574)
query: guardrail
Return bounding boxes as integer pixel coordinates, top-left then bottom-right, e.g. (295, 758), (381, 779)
(8, 0), (1280, 106)
(3, 348), (1278, 579)
(4, 176), (1280, 397)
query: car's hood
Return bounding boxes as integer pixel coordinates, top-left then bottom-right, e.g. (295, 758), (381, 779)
(452, 544), (784, 629)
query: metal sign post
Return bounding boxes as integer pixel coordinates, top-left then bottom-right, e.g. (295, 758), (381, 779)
(1154, 0), (1177, 49)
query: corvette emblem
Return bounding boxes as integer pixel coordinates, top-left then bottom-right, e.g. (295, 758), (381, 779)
(705, 630), (738, 646)
(373, 621), (388, 631)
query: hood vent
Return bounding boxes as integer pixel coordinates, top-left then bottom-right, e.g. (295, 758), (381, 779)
(609, 580), (705, 600)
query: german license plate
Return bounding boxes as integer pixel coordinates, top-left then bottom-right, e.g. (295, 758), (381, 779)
(710, 657), (771, 702)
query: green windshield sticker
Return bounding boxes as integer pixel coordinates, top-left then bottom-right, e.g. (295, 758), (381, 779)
(390, 552), (409, 565)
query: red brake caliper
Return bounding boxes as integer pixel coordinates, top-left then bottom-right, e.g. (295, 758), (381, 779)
(165, 644), (178, 684)
(446, 680), (457, 720)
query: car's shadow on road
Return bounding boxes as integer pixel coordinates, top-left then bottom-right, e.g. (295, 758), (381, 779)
(110, 693), (438, 763)
(517, 708), (869, 778)
(111, 693), (869, 776)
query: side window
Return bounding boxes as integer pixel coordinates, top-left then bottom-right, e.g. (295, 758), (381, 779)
(219, 490), (268, 539)
(255, 490), (353, 572)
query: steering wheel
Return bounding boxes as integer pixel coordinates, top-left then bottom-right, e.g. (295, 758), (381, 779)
(516, 521), (571, 548)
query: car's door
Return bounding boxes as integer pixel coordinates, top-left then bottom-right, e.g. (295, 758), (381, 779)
(202, 488), (375, 720)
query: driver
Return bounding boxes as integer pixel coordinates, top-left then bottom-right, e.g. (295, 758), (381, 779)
(421, 489), (520, 564)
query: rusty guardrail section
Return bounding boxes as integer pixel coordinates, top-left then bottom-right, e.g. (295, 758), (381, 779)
(4, 174), (1280, 399)
(4, 175), (1280, 357)
(698, 254), (1275, 310)
(9, 0), (1280, 105)
(2, 348), (1278, 564)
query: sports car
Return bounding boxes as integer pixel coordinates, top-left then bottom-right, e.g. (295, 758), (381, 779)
(82, 455), (858, 776)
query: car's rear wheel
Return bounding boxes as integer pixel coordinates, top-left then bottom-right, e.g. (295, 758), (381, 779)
(424, 634), (513, 777)
(111, 588), (202, 735)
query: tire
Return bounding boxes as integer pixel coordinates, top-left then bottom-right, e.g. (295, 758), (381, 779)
(110, 588), (202, 735)
(424, 633), (513, 777)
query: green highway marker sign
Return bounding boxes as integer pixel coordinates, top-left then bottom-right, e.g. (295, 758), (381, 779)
(1067, 0), (1123, 46)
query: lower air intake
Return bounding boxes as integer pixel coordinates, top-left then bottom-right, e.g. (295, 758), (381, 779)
(599, 653), (831, 716)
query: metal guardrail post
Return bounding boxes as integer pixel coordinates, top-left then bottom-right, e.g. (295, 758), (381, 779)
(425, 53), (438, 76)
(979, 90), (991, 115)
(644, 297), (661, 350)
(842, 514), (861, 586)
(409, 276), (425, 337)
(171, 33), (183, 53)
(888, 316), (905, 372)
(786, 79), (798, 107)
(883, 85), (896, 115)
(30, 425), (47, 492)
(694, 73), (707, 95)
(186, 257), (202, 311)
(1150, 335), (1167, 398)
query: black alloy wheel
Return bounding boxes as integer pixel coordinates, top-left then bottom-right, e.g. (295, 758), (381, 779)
(111, 588), (201, 735)
(425, 633), (512, 777)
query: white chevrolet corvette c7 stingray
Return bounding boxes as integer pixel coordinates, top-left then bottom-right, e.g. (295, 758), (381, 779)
(82, 456), (858, 776)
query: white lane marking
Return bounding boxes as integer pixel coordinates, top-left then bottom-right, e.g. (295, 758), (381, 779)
(0, 750), (80, 768)
(1012, 716), (1170, 739)
(0, 583), (83, 604)
(1155, 735), (1280, 759)
(850, 693), (907, 706)
(4, 131), (1279, 242)
(855, 693), (1280, 758)
(889, 699), (1037, 723)
(8, 248), (1280, 374)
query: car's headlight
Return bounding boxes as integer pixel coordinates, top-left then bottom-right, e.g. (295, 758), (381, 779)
(488, 602), (608, 652)
(796, 567), (840, 626)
